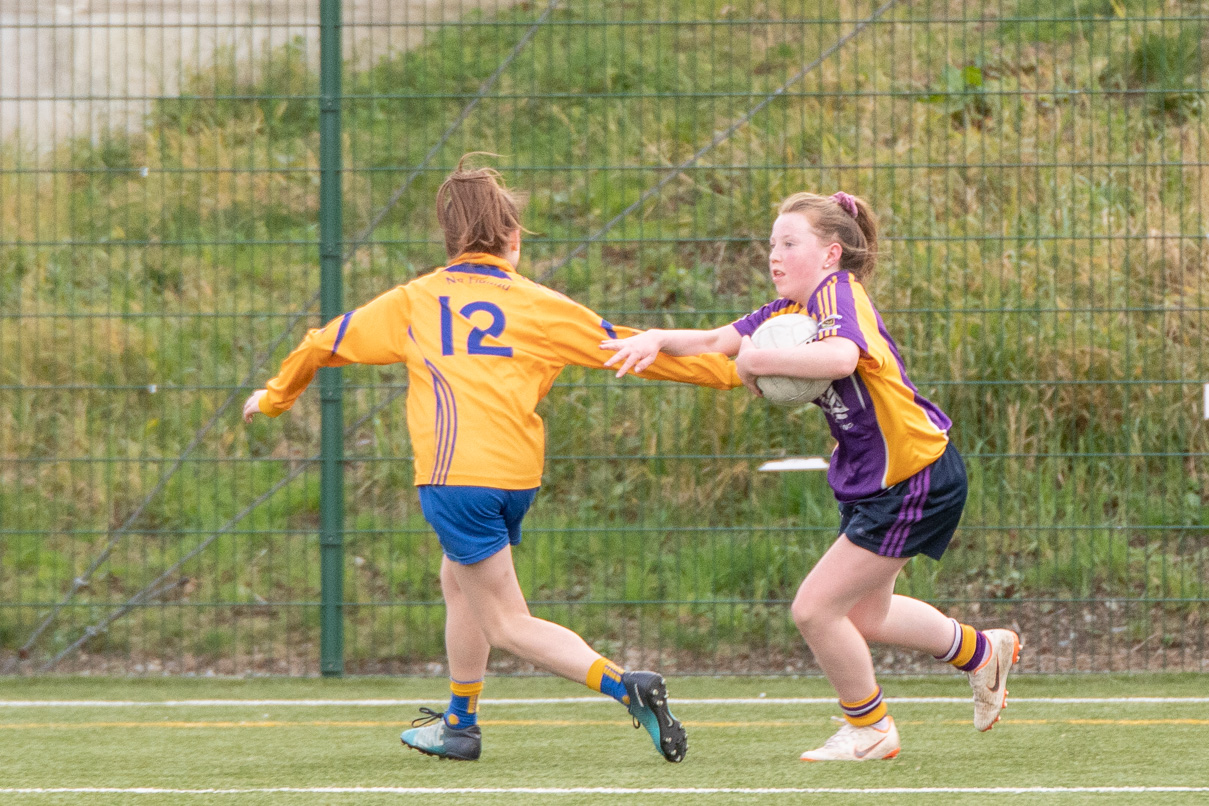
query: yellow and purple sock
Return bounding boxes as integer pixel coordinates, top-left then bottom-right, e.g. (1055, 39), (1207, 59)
(444, 678), (483, 729)
(936, 618), (990, 672)
(586, 657), (628, 704)
(840, 685), (888, 727)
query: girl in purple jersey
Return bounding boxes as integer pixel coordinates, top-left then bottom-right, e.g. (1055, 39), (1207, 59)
(601, 191), (1021, 761)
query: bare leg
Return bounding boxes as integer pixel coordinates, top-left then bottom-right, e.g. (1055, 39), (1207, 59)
(440, 556), (491, 681)
(445, 545), (602, 682)
(791, 536), (909, 702)
(848, 591), (956, 658)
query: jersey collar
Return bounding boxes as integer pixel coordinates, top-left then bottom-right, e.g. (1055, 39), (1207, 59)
(448, 252), (517, 274)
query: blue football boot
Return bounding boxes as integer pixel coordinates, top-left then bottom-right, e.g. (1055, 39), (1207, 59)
(400, 707), (482, 761)
(621, 671), (687, 762)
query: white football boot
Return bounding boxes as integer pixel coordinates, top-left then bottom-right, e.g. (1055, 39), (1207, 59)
(799, 716), (901, 762)
(968, 628), (1022, 731)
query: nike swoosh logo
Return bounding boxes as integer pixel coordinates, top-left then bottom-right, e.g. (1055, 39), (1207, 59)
(853, 737), (886, 759)
(987, 665), (1001, 692)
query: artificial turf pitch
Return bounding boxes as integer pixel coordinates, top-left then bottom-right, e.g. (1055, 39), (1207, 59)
(2, 674), (1207, 805)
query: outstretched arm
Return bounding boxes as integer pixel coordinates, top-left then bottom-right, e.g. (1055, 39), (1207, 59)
(243, 286), (411, 422)
(600, 325), (742, 378)
(536, 290), (740, 389)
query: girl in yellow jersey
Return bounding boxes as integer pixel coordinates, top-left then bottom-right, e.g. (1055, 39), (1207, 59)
(243, 155), (740, 763)
(602, 191), (1021, 761)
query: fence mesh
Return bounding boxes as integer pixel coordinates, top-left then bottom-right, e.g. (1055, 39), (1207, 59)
(1, 0), (1206, 676)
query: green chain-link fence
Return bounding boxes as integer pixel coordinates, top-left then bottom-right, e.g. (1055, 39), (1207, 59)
(1, 0), (1206, 676)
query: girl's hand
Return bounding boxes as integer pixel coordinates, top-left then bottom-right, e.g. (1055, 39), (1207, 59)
(735, 336), (763, 397)
(600, 330), (665, 378)
(243, 390), (267, 423)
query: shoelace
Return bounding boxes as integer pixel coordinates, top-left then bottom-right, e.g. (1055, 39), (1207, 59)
(627, 692), (643, 730)
(410, 707), (445, 728)
(821, 718), (857, 749)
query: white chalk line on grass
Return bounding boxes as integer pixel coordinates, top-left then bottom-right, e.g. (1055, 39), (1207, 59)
(1, 696), (1207, 707)
(2, 786), (1209, 796)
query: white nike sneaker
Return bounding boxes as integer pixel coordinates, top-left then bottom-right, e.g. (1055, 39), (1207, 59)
(799, 716), (901, 762)
(968, 628), (1021, 731)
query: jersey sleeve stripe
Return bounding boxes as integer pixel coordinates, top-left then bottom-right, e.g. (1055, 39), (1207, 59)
(600, 318), (619, 339)
(330, 311), (354, 356)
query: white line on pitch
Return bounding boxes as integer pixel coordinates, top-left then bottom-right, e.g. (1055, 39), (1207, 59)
(2, 786), (1208, 796)
(1, 696), (1207, 707)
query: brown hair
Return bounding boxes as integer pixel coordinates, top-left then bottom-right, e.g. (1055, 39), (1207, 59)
(777, 191), (879, 281)
(435, 152), (527, 259)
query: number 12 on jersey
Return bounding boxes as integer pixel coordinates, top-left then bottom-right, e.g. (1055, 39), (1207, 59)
(439, 296), (513, 357)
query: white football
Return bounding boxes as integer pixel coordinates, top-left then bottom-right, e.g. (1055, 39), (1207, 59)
(749, 313), (832, 406)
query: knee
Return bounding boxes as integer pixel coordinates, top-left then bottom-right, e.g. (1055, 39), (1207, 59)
(474, 613), (524, 653)
(439, 563), (462, 600)
(791, 595), (828, 640)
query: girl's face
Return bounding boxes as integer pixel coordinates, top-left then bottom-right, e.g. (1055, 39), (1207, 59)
(768, 212), (842, 304)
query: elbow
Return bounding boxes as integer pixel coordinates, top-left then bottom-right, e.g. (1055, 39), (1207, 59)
(832, 344), (860, 378)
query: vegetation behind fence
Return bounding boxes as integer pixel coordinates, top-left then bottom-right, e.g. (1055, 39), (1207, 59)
(1, 0), (1206, 675)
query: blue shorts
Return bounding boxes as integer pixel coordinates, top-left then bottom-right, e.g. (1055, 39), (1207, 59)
(417, 485), (540, 565)
(839, 443), (967, 561)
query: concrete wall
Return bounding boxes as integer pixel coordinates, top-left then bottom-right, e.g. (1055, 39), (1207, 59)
(0, 0), (514, 146)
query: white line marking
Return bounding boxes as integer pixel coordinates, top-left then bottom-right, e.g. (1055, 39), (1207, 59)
(2, 786), (1208, 796)
(1, 696), (1207, 708)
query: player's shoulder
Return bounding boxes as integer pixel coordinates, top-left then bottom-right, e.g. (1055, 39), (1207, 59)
(754, 297), (804, 318)
(816, 269), (858, 292)
(518, 277), (590, 313)
(400, 264), (447, 289)
(812, 270), (872, 304)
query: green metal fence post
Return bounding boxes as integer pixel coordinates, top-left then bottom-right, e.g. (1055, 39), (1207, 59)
(318, 0), (345, 677)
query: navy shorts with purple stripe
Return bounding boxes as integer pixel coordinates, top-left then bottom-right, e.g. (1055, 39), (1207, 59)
(838, 443), (967, 561)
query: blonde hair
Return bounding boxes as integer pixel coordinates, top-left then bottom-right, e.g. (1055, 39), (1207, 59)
(777, 191), (879, 281)
(435, 152), (526, 259)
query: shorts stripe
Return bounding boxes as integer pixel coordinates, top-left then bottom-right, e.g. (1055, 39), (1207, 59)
(903, 467), (930, 555)
(879, 465), (929, 558)
(898, 465), (932, 556)
(876, 477), (911, 557)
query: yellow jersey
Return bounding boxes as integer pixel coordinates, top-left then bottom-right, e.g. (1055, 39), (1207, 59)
(260, 253), (740, 489)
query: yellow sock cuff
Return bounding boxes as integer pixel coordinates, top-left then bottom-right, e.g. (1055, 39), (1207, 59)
(951, 624), (980, 668)
(844, 701), (888, 727)
(841, 687), (888, 727)
(586, 658), (624, 693)
(450, 680), (484, 698)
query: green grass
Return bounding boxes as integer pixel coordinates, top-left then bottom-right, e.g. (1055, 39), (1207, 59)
(1, 675), (1208, 805)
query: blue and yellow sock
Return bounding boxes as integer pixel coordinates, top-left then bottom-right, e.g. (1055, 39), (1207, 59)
(936, 618), (990, 672)
(840, 685), (888, 728)
(586, 657), (628, 704)
(444, 678), (483, 729)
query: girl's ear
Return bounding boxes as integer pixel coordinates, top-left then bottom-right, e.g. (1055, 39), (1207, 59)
(828, 241), (844, 266)
(508, 228), (522, 252)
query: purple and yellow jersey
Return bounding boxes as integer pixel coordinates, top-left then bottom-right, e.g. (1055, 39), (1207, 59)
(259, 253), (740, 489)
(732, 271), (951, 501)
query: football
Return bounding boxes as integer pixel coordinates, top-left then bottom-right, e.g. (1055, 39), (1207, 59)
(749, 313), (831, 406)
